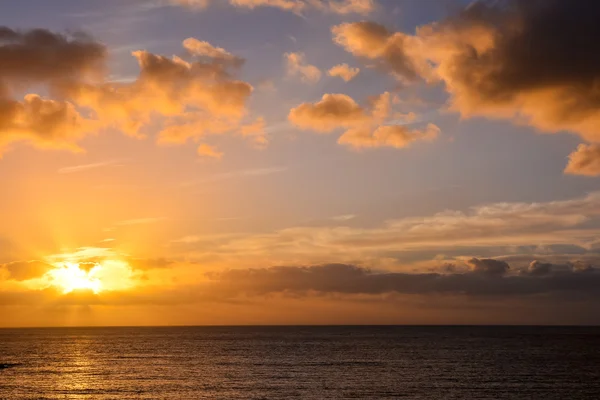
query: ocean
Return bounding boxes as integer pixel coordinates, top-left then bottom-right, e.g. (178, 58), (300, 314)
(0, 326), (599, 399)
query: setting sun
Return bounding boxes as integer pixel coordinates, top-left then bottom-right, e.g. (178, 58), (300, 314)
(47, 262), (103, 294)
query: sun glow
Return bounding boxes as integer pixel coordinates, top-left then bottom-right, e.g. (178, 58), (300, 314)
(47, 262), (103, 294)
(44, 258), (138, 295)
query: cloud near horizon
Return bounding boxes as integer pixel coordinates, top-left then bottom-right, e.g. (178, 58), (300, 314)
(164, 191), (600, 270)
(2, 262), (599, 312)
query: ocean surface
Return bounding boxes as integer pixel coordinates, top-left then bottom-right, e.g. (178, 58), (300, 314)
(0, 326), (599, 399)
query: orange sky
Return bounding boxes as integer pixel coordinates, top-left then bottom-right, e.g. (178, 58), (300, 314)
(2, 0), (600, 326)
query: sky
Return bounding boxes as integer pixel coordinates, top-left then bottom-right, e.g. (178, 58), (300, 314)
(1, 0), (600, 327)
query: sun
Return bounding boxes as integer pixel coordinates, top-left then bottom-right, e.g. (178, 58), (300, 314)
(47, 262), (103, 294)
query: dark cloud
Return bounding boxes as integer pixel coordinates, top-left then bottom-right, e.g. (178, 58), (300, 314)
(211, 263), (599, 298)
(467, 258), (510, 276)
(2, 263), (600, 310)
(0, 27), (106, 91)
(570, 260), (594, 273)
(0, 27), (106, 152)
(525, 260), (553, 276)
(333, 0), (600, 162)
(438, 0), (600, 142)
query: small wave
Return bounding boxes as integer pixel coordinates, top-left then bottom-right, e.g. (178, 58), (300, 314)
(0, 363), (21, 370)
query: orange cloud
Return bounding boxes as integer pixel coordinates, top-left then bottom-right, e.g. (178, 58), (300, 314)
(328, 63), (360, 82)
(285, 52), (321, 83)
(239, 117), (268, 147)
(0, 95), (97, 153)
(197, 143), (224, 159)
(230, 0), (305, 13)
(289, 93), (369, 132)
(182, 38), (244, 67)
(326, 0), (375, 15)
(172, 0), (375, 15)
(0, 28), (257, 156)
(338, 123), (439, 150)
(332, 2), (600, 173)
(0, 27), (106, 152)
(332, 21), (423, 82)
(171, 0), (211, 9)
(68, 46), (252, 132)
(565, 144), (600, 177)
(64, 38), (255, 154)
(289, 92), (439, 149)
(1, 260), (53, 281)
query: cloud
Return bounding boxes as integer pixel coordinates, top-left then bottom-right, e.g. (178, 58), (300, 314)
(69, 42), (253, 136)
(525, 260), (553, 276)
(0, 27), (106, 89)
(230, 0), (305, 14)
(565, 144), (600, 176)
(467, 258), (509, 276)
(170, 0), (375, 15)
(115, 217), (165, 226)
(0, 27), (257, 157)
(65, 37), (255, 156)
(289, 92), (439, 149)
(331, 214), (356, 222)
(0, 27), (106, 152)
(332, 21), (422, 82)
(174, 192), (600, 267)
(207, 263), (600, 299)
(332, 1), (600, 161)
(239, 117), (268, 147)
(289, 93), (369, 132)
(182, 38), (244, 67)
(285, 52), (321, 83)
(338, 123), (439, 149)
(57, 159), (125, 174)
(0, 95), (97, 153)
(326, 0), (375, 15)
(328, 63), (360, 82)
(3, 262), (600, 309)
(126, 257), (175, 271)
(197, 143), (224, 159)
(170, 0), (211, 9)
(1, 260), (53, 281)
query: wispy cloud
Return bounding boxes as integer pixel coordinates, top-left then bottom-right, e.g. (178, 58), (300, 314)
(58, 159), (126, 174)
(115, 217), (165, 226)
(182, 166), (287, 187)
(331, 214), (356, 222)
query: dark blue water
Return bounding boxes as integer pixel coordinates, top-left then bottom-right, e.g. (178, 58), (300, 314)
(0, 326), (599, 399)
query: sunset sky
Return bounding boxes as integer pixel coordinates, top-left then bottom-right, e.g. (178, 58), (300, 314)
(2, 0), (600, 327)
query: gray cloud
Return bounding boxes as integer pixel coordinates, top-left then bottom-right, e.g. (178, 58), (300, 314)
(525, 260), (553, 276)
(467, 258), (510, 276)
(210, 263), (600, 298)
